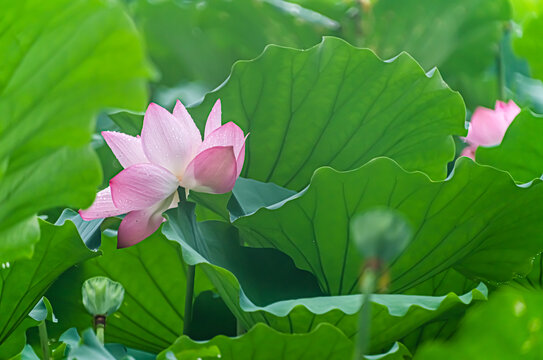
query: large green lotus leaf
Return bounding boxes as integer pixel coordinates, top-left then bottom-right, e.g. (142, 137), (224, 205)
(415, 288), (543, 359)
(50, 328), (156, 360)
(162, 203), (486, 354)
(163, 203), (325, 307)
(158, 323), (354, 360)
(191, 177), (297, 223)
(47, 215), (324, 353)
(362, 0), (510, 78)
(132, 0), (337, 91)
(288, 0), (509, 109)
(0, 0), (150, 262)
(476, 110), (543, 183)
(237, 284), (486, 353)
(280, 0), (355, 23)
(158, 323), (382, 360)
(0, 297), (55, 360)
(0, 220), (97, 359)
(513, 253), (543, 290)
(231, 157), (543, 295)
(509, 0), (541, 23)
(290, 0), (509, 75)
(515, 15), (543, 82)
(398, 268), (479, 350)
(46, 231), (216, 354)
(188, 37), (465, 190)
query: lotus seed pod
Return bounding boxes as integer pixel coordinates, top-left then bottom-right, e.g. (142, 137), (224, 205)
(82, 276), (125, 316)
(350, 208), (413, 264)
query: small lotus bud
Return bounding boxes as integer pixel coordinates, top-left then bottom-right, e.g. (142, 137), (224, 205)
(351, 208), (412, 265)
(82, 276), (125, 317)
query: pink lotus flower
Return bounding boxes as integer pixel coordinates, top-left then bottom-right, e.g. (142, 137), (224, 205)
(461, 100), (521, 160)
(80, 99), (246, 248)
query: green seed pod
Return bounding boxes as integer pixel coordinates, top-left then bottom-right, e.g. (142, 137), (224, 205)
(350, 208), (412, 264)
(82, 276), (125, 317)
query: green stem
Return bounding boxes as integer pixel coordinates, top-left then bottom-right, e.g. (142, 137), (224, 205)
(184, 264), (196, 335)
(354, 268), (378, 360)
(38, 321), (50, 360)
(236, 319), (246, 336)
(497, 25), (509, 101)
(96, 324), (105, 344)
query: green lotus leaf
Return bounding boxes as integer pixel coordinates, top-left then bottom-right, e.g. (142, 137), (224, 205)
(46, 231), (216, 354)
(476, 109), (543, 183)
(56, 209), (104, 250)
(231, 157), (543, 295)
(0, 297), (56, 360)
(514, 253), (543, 290)
(158, 323), (412, 360)
(415, 288), (543, 359)
(0, 0), (150, 262)
(289, 0), (510, 108)
(191, 174), (297, 223)
(398, 268), (480, 349)
(131, 0), (336, 92)
(47, 201), (488, 355)
(162, 202), (487, 354)
(188, 37), (465, 190)
(362, 0), (510, 79)
(0, 220), (97, 359)
(238, 284), (487, 352)
(51, 328), (155, 360)
(110, 36), (465, 193)
(515, 14), (543, 82)
(509, 0), (541, 23)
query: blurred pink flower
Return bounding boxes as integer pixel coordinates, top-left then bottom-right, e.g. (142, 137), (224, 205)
(461, 100), (520, 159)
(80, 99), (246, 248)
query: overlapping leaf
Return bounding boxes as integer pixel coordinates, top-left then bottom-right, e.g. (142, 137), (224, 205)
(162, 203), (487, 354)
(362, 0), (510, 79)
(189, 37), (465, 190)
(394, 269), (479, 350)
(0, 297), (55, 360)
(509, 0), (541, 23)
(289, 0), (510, 108)
(515, 14), (543, 82)
(158, 323), (354, 360)
(476, 109), (543, 183)
(132, 0), (336, 92)
(47, 232), (214, 354)
(514, 253), (543, 290)
(415, 289), (543, 359)
(0, 0), (150, 262)
(47, 212), (323, 353)
(51, 328), (156, 360)
(231, 157), (543, 295)
(237, 284), (487, 352)
(0, 220), (97, 359)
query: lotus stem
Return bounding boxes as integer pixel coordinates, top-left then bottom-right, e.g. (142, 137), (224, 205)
(497, 24), (509, 101)
(94, 315), (106, 344)
(96, 324), (105, 344)
(184, 264), (196, 335)
(38, 321), (50, 360)
(354, 262), (379, 360)
(237, 319), (246, 336)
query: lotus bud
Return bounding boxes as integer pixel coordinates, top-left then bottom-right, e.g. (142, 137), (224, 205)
(82, 276), (125, 317)
(82, 276), (124, 344)
(351, 208), (412, 267)
(351, 209), (413, 359)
